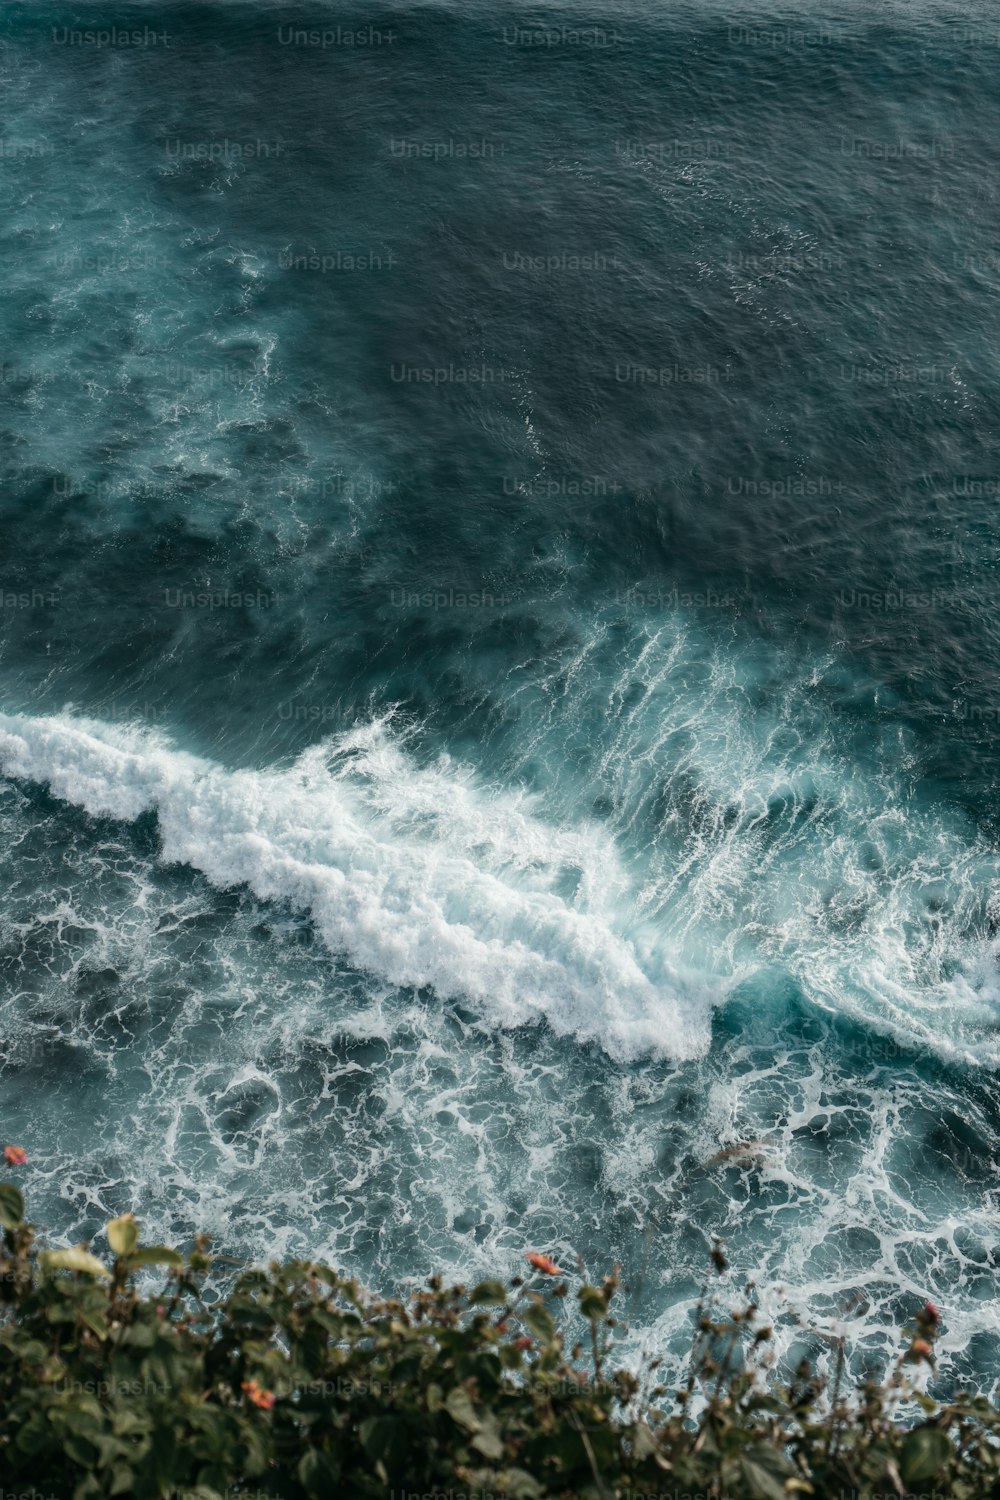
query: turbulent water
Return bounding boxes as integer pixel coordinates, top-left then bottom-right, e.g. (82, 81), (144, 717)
(3, 0), (1000, 1386)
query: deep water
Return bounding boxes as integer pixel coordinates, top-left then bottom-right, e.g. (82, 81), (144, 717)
(3, 0), (1000, 1387)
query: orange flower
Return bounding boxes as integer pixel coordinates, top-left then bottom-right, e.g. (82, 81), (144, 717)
(2, 1146), (27, 1167)
(241, 1379), (276, 1411)
(526, 1251), (564, 1276)
(911, 1339), (934, 1360)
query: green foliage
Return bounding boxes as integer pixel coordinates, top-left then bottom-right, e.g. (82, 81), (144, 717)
(0, 1182), (998, 1498)
(0, 1181), (24, 1229)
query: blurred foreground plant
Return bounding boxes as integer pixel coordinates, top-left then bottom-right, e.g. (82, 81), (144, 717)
(0, 1164), (998, 1499)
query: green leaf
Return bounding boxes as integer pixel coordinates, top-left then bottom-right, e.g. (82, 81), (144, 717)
(64, 1432), (99, 1468)
(445, 1386), (482, 1433)
(471, 1411), (505, 1462)
(900, 1427), (952, 1487)
(522, 1302), (556, 1344)
(359, 1415), (404, 1464)
(496, 1470), (543, 1500)
(578, 1284), (608, 1322)
(119, 1320), (157, 1349)
(469, 1279), (507, 1306)
(41, 1248), (110, 1279)
(298, 1449), (340, 1496)
(739, 1444), (798, 1500)
(80, 1310), (109, 1340)
(226, 1295), (274, 1329)
(106, 1214), (139, 1257)
(124, 1246), (183, 1268)
(64, 1406), (104, 1441)
(0, 1182), (24, 1228)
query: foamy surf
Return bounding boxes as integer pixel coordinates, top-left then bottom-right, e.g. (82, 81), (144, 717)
(0, 710), (715, 1063)
(466, 606), (1000, 1072)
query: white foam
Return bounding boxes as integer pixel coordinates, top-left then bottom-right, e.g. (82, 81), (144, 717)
(0, 710), (716, 1063)
(541, 619), (1000, 1069)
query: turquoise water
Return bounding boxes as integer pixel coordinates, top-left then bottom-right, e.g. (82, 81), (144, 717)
(3, 0), (1000, 1386)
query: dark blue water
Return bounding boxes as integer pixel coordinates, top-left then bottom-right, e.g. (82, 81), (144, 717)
(3, 0), (1000, 1386)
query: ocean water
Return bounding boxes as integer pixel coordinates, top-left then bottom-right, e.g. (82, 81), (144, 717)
(3, 0), (1000, 1387)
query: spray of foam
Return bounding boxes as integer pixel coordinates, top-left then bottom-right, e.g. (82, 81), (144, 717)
(0, 710), (718, 1063)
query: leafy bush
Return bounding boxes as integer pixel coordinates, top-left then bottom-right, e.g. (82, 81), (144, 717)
(1, 1169), (999, 1499)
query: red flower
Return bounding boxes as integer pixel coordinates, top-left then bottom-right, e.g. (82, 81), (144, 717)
(923, 1301), (941, 1324)
(513, 1336), (533, 1351)
(526, 1251), (564, 1276)
(241, 1379), (276, 1411)
(2, 1146), (27, 1167)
